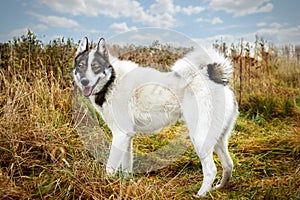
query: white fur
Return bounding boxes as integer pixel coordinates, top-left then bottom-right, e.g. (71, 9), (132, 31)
(74, 39), (239, 198)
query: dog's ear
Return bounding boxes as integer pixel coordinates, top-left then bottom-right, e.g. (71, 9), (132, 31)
(76, 37), (88, 55)
(97, 38), (109, 59)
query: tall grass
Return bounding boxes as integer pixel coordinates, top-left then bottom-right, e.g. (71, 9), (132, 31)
(213, 37), (300, 121)
(0, 32), (299, 199)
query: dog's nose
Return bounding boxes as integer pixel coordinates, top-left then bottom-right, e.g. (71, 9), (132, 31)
(81, 79), (89, 86)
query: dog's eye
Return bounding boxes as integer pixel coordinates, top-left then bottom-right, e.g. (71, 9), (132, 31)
(92, 64), (100, 68)
(78, 63), (85, 69)
(92, 64), (102, 71)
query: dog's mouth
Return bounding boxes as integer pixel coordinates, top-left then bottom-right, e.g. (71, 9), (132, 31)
(82, 86), (93, 97)
(81, 77), (102, 97)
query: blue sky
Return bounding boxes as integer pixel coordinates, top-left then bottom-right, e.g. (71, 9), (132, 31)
(1, 0), (300, 46)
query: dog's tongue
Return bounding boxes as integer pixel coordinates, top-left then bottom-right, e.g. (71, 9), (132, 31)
(82, 86), (92, 97)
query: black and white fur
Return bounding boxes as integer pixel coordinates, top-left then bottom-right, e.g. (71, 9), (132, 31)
(74, 37), (239, 197)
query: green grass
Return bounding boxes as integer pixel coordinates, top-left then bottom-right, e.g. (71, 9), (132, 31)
(0, 33), (299, 199)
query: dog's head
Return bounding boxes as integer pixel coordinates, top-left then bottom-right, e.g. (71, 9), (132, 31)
(74, 37), (113, 97)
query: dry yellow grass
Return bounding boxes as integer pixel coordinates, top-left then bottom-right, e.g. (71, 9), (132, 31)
(0, 33), (299, 199)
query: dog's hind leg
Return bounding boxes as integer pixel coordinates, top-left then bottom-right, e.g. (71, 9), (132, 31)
(194, 151), (217, 197)
(214, 111), (237, 189)
(214, 135), (233, 189)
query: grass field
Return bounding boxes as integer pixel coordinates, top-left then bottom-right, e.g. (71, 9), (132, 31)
(0, 32), (299, 199)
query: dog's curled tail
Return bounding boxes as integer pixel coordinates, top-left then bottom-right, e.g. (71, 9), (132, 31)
(172, 47), (233, 85)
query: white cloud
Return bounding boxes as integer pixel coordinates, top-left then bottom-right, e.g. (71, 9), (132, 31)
(36, 0), (205, 29)
(195, 18), (206, 23)
(257, 22), (267, 27)
(181, 5), (205, 15)
(270, 22), (284, 29)
(196, 17), (223, 25)
(109, 22), (137, 33)
(195, 23), (300, 48)
(9, 28), (29, 37)
(149, 0), (180, 15)
(257, 22), (288, 29)
(209, 0), (273, 16)
(37, 0), (177, 28)
(256, 2), (274, 14)
(211, 17), (223, 24)
(255, 25), (300, 45)
(27, 11), (79, 28)
(148, 0), (204, 17)
(42, 16), (79, 28)
(37, 0), (88, 16)
(37, 0), (143, 18)
(8, 24), (48, 38)
(33, 24), (48, 31)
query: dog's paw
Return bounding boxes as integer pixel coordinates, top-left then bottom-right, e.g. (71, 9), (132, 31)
(193, 190), (208, 198)
(106, 166), (117, 176)
(193, 193), (205, 198)
(215, 183), (223, 190)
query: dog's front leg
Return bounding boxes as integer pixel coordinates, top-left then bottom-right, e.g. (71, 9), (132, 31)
(120, 136), (133, 173)
(106, 133), (133, 176)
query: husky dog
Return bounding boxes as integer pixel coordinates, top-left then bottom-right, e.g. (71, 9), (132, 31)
(74, 37), (238, 197)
